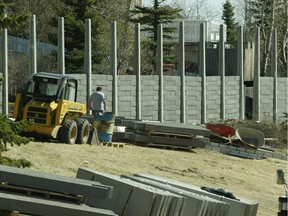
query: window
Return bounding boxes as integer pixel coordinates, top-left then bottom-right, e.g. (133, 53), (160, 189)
(63, 80), (76, 101)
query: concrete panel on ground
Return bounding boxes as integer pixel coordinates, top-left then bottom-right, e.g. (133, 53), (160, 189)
(135, 173), (259, 216)
(127, 133), (209, 148)
(0, 165), (113, 203)
(121, 175), (230, 216)
(76, 168), (183, 216)
(120, 120), (211, 137)
(0, 192), (118, 216)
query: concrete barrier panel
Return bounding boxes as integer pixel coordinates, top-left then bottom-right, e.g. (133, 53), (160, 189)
(76, 168), (183, 216)
(135, 173), (258, 216)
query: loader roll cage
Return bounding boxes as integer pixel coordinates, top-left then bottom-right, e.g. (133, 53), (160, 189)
(23, 72), (78, 103)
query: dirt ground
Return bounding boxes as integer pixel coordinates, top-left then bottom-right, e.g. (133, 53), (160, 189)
(3, 141), (287, 216)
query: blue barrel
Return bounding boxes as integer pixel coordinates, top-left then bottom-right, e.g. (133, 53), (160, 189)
(93, 112), (115, 142)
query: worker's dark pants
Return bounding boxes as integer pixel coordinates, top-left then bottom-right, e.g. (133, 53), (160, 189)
(92, 110), (103, 115)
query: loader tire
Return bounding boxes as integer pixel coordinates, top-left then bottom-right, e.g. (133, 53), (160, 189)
(59, 119), (78, 144)
(75, 118), (90, 144)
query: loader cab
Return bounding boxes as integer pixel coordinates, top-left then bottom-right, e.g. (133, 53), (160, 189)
(24, 72), (78, 103)
(13, 72), (89, 144)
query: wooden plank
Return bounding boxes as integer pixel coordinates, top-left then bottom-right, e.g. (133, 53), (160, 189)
(0, 192), (118, 216)
(101, 142), (124, 148)
(148, 131), (198, 140)
(0, 210), (27, 216)
(146, 143), (194, 151)
(0, 165), (113, 203)
(0, 182), (84, 204)
(126, 128), (200, 140)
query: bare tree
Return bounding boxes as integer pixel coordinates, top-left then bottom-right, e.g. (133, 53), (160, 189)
(111, 0), (135, 73)
(233, 0), (247, 25)
(173, 0), (219, 21)
(279, 0), (288, 76)
(246, 0), (287, 76)
(261, 0), (276, 76)
(86, 0), (135, 74)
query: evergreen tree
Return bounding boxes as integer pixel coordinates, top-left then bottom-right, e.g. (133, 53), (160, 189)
(130, 0), (182, 73)
(0, 0), (29, 30)
(4, 0), (58, 43)
(222, 0), (237, 45)
(49, 0), (108, 74)
(0, 114), (33, 166)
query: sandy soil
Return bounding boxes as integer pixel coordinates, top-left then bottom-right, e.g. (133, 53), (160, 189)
(3, 141), (287, 216)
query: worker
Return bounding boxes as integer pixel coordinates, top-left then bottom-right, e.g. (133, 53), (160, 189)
(89, 86), (107, 115)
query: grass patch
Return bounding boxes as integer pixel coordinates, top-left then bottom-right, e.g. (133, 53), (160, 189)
(0, 156), (31, 168)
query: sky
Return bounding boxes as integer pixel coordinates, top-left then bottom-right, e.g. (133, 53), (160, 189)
(142, 0), (237, 23)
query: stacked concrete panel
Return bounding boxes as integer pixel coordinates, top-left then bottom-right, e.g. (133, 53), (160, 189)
(121, 175), (230, 216)
(206, 76), (221, 121)
(118, 76), (137, 118)
(0, 165), (259, 215)
(113, 118), (211, 150)
(0, 193), (117, 216)
(0, 165), (116, 216)
(224, 76), (241, 120)
(277, 78), (288, 120)
(163, 76), (181, 123)
(134, 173), (259, 216)
(76, 168), (233, 216)
(123, 120), (211, 137)
(76, 168), (184, 216)
(125, 133), (209, 148)
(0, 165), (112, 201)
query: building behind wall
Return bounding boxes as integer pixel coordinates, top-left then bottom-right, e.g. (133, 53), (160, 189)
(167, 19), (256, 79)
(167, 20), (228, 76)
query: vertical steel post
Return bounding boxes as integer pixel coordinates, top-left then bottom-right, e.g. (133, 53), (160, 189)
(157, 24), (164, 123)
(179, 21), (186, 124)
(111, 21), (118, 116)
(29, 15), (37, 74)
(200, 23), (207, 124)
(58, 17), (65, 75)
(2, 14), (8, 115)
(272, 28), (278, 123)
(135, 23), (142, 120)
(238, 26), (245, 120)
(85, 19), (92, 114)
(219, 24), (225, 120)
(253, 27), (261, 121)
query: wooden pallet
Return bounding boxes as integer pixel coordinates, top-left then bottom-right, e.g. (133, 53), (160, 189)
(146, 143), (194, 151)
(0, 210), (31, 216)
(101, 142), (125, 148)
(0, 182), (84, 204)
(148, 131), (198, 140)
(126, 128), (199, 140)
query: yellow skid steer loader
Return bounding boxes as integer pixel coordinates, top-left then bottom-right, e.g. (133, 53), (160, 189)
(13, 72), (90, 144)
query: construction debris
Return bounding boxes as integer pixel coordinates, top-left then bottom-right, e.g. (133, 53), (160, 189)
(235, 127), (265, 149)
